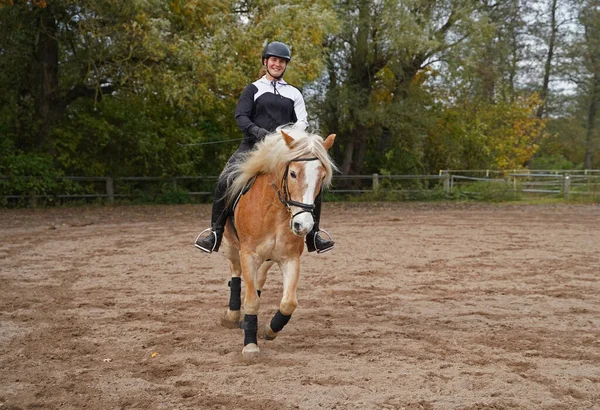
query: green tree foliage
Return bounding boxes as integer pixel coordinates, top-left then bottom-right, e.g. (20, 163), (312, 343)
(1, 0), (598, 205)
(531, 0), (600, 170)
(426, 95), (546, 171)
(531, 116), (585, 169)
(579, 0), (600, 168)
(0, 0), (337, 181)
(316, 0), (513, 176)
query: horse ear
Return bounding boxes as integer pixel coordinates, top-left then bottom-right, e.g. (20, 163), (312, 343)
(281, 130), (296, 148)
(323, 134), (336, 151)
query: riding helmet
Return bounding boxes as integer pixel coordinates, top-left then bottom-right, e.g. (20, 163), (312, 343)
(262, 41), (291, 64)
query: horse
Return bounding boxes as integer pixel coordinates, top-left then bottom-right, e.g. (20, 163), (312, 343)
(218, 128), (336, 357)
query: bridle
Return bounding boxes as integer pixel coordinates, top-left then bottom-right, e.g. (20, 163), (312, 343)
(272, 157), (323, 221)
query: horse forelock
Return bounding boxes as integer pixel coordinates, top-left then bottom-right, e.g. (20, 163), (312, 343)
(224, 129), (337, 205)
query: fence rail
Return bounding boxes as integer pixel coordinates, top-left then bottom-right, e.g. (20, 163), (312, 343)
(2, 170), (599, 205)
(447, 171), (600, 200)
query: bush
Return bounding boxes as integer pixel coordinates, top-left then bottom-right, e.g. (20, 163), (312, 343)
(0, 153), (64, 207)
(452, 180), (522, 202)
(157, 188), (192, 204)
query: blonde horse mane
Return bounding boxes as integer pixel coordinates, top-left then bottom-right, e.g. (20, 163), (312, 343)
(224, 128), (337, 206)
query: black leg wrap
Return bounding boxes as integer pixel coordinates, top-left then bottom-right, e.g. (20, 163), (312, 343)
(243, 314), (258, 346)
(270, 310), (292, 333)
(228, 278), (241, 311)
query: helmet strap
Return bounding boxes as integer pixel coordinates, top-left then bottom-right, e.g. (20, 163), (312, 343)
(266, 67), (286, 80)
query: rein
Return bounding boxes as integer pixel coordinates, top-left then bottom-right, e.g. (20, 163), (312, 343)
(271, 157), (320, 219)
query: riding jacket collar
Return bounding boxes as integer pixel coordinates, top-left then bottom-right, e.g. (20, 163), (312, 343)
(259, 75), (287, 86)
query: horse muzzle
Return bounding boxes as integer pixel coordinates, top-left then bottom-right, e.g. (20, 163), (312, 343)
(290, 218), (314, 237)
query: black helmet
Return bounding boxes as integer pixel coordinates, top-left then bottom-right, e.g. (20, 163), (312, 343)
(262, 41), (291, 64)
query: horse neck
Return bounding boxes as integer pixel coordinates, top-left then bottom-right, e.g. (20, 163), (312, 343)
(257, 171), (287, 210)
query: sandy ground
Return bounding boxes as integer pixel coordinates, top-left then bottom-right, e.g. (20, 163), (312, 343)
(1, 202), (599, 410)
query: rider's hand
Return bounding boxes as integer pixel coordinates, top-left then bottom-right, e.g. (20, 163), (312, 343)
(250, 125), (269, 140)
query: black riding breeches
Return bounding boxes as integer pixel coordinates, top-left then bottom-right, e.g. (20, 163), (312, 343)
(312, 189), (323, 231)
(210, 147), (251, 228)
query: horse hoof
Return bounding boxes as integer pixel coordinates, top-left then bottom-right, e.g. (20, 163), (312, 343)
(220, 310), (241, 328)
(242, 343), (260, 357)
(261, 324), (278, 341)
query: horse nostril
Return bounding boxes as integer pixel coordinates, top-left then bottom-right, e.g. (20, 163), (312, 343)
(293, 222), (301, 232)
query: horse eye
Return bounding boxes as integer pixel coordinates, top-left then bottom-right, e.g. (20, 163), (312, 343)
(290, 171), (297, 179)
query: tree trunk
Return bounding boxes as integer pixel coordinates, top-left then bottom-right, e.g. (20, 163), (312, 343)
(582, 3), (600, 169)
(536, 0), (558, 118)
(341, 139), (355, 175)
(342, 0), (371, 175)
(324, 52), (343, 162)
(354, 134), (368, 175)
(36, 8), (59, 152)
(584, 74), (599, 169)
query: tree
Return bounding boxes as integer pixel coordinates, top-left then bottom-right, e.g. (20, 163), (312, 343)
(534, 0), (560, 118)
(580, 0), (600, 168)
(425, 94), (545, 171)
(0, 0), (338, 178)
(317, 0), (492, 176)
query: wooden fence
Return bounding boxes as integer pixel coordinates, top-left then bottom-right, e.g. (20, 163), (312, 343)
(2, 170), (599, 206)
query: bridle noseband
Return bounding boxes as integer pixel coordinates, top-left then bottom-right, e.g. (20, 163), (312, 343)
(272, 157), (322, 220)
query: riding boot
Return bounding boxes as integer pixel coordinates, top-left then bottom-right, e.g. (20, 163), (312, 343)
(306, 191), (334, 254)
(195, 181), (228, 253)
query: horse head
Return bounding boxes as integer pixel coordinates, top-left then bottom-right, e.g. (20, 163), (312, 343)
(280, 130), (335, 236)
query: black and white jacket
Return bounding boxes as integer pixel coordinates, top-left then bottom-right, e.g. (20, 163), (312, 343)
(235, 76), (308, 148)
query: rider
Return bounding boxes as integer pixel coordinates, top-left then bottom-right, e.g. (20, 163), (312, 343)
(194, 41), (335, 254)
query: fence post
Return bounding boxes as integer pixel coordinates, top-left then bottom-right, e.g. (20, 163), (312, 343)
(28, 188), (37, 208)
(443, 172), (450, 193)
(106, 177), (114, 204)
(563, 175), (570, 199)
(372, 173), (379, 192)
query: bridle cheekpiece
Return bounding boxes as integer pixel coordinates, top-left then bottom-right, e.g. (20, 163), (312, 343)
(272, 157), (321, 221)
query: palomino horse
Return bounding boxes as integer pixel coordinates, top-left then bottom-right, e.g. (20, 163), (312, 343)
(219, 128), (336, 357)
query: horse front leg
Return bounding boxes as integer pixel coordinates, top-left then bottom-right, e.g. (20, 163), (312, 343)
(263, 258), (300, 341)
(240, 250), (262, 357)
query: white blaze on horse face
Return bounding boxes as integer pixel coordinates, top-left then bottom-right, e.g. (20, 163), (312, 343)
(289, 160), (323, 236)
(302, 160), (324, 206)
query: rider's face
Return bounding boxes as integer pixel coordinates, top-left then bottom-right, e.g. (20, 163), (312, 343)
(265, 56), (288, 80)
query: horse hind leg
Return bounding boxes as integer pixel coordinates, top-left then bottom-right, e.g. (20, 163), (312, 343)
(256, 260), (275, 297)
(221, 260), (242, 328)
(239, 251), (262, 357)
(221, 277), (242, 328)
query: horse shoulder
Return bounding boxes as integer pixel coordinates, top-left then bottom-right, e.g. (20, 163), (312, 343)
(235, 174), (279, 239)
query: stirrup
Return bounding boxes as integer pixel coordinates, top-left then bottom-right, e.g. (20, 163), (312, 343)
(314, 229), (334, 254)
(194, 228), (217, 253)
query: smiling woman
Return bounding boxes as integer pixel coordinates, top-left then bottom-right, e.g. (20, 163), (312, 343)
(262, 41), (291, 80)
(194, 41), (335, 255)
